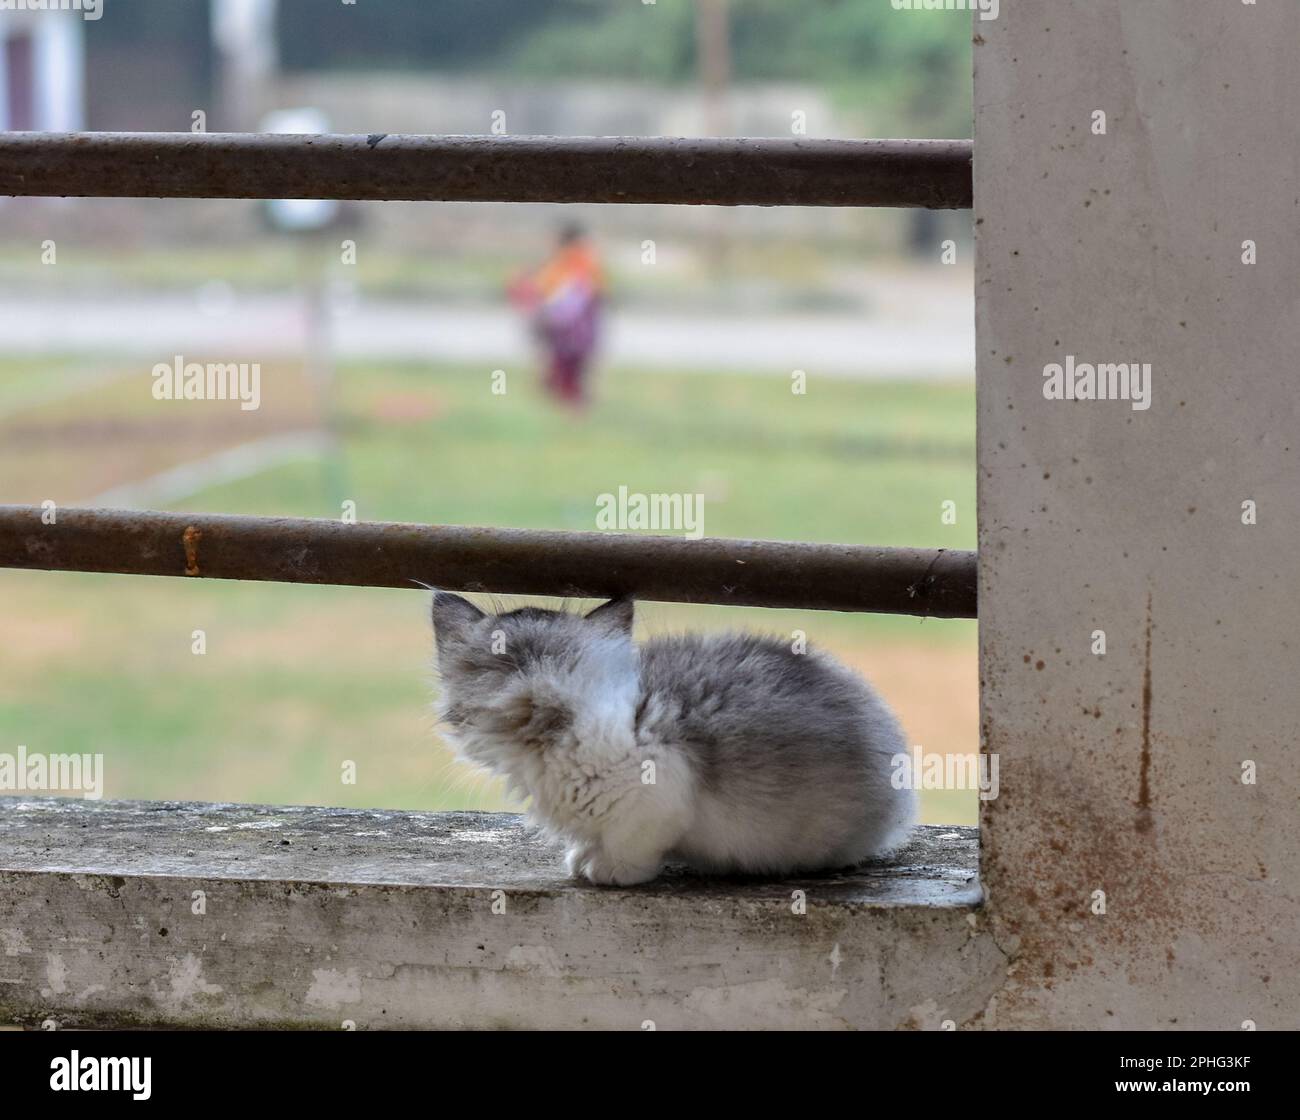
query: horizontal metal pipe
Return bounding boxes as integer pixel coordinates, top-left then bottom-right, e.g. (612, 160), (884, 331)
(0, 506), (977, 618)
(0, 132), (973, 209)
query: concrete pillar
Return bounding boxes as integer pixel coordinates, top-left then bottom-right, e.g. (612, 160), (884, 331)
(976, 1), (1300, 1028)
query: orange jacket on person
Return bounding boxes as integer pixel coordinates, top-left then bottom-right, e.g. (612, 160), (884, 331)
(507, 243), (602, 315)
(532, 241), (604, 303)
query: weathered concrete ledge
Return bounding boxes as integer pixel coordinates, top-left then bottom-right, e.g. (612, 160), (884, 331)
(0, 799), (999, 1030)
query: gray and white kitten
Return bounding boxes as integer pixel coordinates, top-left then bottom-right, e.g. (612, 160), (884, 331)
(432, 593), (915, 886)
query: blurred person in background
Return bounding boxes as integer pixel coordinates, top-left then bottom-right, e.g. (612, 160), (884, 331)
(508, 223), (604, 409)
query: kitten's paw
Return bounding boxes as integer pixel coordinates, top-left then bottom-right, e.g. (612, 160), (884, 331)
(564, 844), (597, 879)
(565, 843), (660, 886)
(578, 851), (662, 887)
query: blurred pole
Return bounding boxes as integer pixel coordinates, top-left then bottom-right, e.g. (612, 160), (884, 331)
(261, 106), (350, 510)
(695, 0), (733, 275)
(696, 0), (732, 137)
(297, 237), (349, 510)
(211, 0), (279, 131)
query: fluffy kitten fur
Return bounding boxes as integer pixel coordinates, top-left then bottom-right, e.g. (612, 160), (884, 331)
(432, 593), (915, 886)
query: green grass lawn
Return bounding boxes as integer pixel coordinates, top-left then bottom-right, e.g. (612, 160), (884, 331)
(0, 355), (978, 822)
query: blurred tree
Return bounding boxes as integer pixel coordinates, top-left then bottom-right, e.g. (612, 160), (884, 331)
(505, 0), (970, 136)
(276, 0), (569, 72)
(275, 0), (969, 137)
(82, 0), (212, 131)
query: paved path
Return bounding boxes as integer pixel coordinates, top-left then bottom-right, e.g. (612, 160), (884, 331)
(0, 290), (974, 380)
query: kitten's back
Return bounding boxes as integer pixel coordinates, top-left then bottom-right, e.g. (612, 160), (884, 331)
(636, 632), (913, 873)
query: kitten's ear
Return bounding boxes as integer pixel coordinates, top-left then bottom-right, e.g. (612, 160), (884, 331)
(585, 595), (634, 635)
(431, 591), (486, 644)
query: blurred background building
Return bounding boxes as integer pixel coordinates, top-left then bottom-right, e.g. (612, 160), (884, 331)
(0, 4), (86, 132)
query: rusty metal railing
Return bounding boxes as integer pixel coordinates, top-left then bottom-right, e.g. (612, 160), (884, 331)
(0, 131), (976, 618)
(0, 132), (973, 209)
(0, 507), (977, 619)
